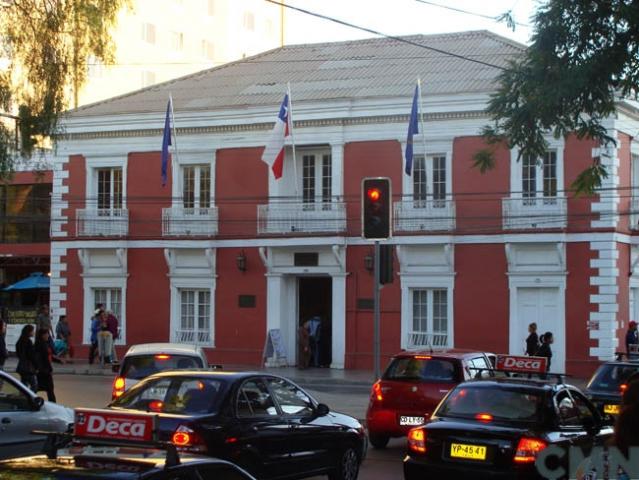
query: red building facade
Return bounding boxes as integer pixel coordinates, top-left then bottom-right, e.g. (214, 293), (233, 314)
(48, 31), (639, 377)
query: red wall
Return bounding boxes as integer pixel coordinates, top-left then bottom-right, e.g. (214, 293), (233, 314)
(616, 133), (632, 234)
(454, 244), (510, 354)
(343, 141), (402, 237)
(65, 248), (84, 356)
(453, 137), (510, 235)
(216, 147), (267, 238)
(564, 135), (599, 232)
(616, 242), (630, 357)
(64, 155), (86, 238)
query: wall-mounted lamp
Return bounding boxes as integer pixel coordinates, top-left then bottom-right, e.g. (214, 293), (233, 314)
(236, 250), (247, 272)
(364, 252), (374, 272)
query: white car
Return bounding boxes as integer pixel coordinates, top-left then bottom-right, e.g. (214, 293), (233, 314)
(0, 370), (74, 460)
(111, 343), (213, 399)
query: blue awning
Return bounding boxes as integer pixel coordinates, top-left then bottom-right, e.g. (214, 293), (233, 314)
(3, 272), (50, 291)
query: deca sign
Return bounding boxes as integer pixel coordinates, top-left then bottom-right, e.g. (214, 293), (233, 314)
(74, 409), (156, 443)
(496, 355), (548, 374)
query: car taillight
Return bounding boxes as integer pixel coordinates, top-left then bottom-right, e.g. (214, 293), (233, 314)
(372, 381), (383, 403)
(620, 383), (628, 394)
(514, 437), (547, 463)
(408, 428), (426, 454)
(112, 377), (125, 399)
(172, 425), (205, 452)
(475, 413), (493, 422)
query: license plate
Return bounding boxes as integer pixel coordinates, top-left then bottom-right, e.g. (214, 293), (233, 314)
(604, 404), (620, 415)
(399, 415), (425, 426)
(450, 443), (487, 461)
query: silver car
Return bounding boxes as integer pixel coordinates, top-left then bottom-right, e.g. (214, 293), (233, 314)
(0, 370), (74, 460)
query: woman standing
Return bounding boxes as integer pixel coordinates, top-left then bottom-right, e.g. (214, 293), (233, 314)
(15, 324), (37, 392)
(536, 331), (554, 374)
(34, 328), (56, 402)
(525, 322), (539, 356)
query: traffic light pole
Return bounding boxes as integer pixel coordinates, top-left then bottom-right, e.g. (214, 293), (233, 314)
(373, 240), (381, 380)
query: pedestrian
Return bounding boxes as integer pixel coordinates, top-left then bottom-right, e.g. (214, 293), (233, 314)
(307, 316), (321, 367)
(298, 322), (311, 369)
(536, 331), (553, 374)
(15, 324), (38, 392)
(36, 304), (55, 352)
(626, 321), (638, 358)
(88, 305), (103, 364)
(97, 311), (113, 365)
(106, 310), (119, 362)
(55, 314), (73, 359)
(34, 328), (56, 402)
(0, 318), (7, 370)
(525, 322), (539, 356)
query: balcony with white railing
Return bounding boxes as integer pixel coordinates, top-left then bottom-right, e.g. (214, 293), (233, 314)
(502, 196), (567, 230)
(76, 208), (129, 237)
(406, 332), (450, 350)
(174, 329), (211, 345)
(162, 206), (219, 236)
(257, 200), (346, 235)
(394, 199), (455, 232)
(630, 197), (639, 230)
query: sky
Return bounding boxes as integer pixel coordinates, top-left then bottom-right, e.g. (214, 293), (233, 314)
(281, 0), (538, 46)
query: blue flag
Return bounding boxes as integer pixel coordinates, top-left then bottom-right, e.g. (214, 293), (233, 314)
(405, 84), (419, 176)
(161, 99), (172, 186)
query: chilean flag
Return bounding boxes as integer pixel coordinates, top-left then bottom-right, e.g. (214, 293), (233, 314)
(261, 94), (291, 179)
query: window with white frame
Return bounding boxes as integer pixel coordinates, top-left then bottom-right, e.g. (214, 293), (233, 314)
(632, 154), (639, 189)
(170, 31), (184, 51)
(93, 288), (122, 320)
(141, 23), (156, 44)
(412, 155), (447, 207)
(411, 288), (449, 346)
(97, 168), (123, 212)
(182, 164), (211, 210)
(177, 289), (211, 344)
(301, 151), (332, 210)
(521, 151), (558, 204)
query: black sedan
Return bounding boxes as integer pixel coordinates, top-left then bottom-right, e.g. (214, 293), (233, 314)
(584, 358), (639, 417)
(404, 378), (613, 480)
(107, 370), (366, 480)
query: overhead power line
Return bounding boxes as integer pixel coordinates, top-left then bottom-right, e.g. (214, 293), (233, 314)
(263, 0), (508, 72)
(414, 0), (530, 28)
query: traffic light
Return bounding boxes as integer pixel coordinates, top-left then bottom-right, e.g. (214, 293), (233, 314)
(362, 177), (391, 239)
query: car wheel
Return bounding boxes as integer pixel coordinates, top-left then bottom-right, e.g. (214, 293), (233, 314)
(368, 433), (389, 449)
(329, 446), (360, 480)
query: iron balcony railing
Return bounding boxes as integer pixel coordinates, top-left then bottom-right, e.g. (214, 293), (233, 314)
(502, 196), (567, 230)
(162, 206), (219, 236)
(406, 331), (450, 350)
(174, 329), (210, 345)
(76, 208), (129, 237)
(394, 199), (455, 232)
(257, 200), (346, 234)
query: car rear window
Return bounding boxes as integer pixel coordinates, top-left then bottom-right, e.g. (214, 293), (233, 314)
(121, 354), (204, 380)
(588, 364), (639, 391)
(383, 357), (457, 382)
(111, 376), (226, 415)
(437, 385), (545, 423)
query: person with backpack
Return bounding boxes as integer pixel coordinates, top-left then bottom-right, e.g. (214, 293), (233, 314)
(15, 324), (38, 392)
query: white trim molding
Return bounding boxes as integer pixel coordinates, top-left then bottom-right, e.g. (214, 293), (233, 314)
(589, 239), (620, 360)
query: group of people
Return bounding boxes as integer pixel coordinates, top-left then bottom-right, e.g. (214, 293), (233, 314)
(298, 315), (324, 369)
(525, 322), (554, 371)
(15, 324), (58, 402)
(88, 304), (119, 365)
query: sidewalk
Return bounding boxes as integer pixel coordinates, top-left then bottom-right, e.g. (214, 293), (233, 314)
(1, 357), (376, 388)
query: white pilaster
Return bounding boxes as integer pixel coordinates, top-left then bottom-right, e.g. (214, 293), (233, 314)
(331, 273), (347, 369)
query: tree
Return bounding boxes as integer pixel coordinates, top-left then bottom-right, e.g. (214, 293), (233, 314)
(474, 0), (639, 194)
(0, 0), (127, 180)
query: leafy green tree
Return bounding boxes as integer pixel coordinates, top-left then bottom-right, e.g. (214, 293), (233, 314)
(0, 0), (127, 179)
(475, 0), (639, 194)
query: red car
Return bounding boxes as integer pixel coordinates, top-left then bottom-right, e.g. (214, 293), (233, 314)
(366, 349), (494, 448)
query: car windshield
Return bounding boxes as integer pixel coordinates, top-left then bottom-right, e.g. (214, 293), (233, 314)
(111, 376), (227, 415)
(121, 354), (204, 380)
(588, 364), (639, 391)
(436, 385), (545, 423)
(383, 357), (457, 382)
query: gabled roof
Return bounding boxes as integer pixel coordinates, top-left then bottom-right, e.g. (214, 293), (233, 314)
(70, 30), (525, 118)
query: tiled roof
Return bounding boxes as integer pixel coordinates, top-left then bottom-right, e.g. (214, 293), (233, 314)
(70, 30), (525, 117)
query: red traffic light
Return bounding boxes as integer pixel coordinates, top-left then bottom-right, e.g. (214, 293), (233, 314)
(367, 188), (381, 202)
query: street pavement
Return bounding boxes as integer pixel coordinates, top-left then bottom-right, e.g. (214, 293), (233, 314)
(49, 374), (403, 480)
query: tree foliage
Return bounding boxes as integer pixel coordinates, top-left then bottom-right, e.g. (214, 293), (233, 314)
(0, 0), (127, 180)
(475, 0), (639, 194)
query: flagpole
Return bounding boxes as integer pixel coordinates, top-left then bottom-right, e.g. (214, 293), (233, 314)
(287, 82), (299, 196)
(169, 92), (179, 164)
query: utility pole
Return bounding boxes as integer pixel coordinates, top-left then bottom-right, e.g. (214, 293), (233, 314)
(373, 240), (381, 380)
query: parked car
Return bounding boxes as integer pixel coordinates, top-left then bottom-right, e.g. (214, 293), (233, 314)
(366, 349), (494, 448)
(584, 354), (639, 417)
(108, 370), (367, 480)
(404, 376), (613, 479)
(0, 370), (74, 460)
(111, 343), (210, 399)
